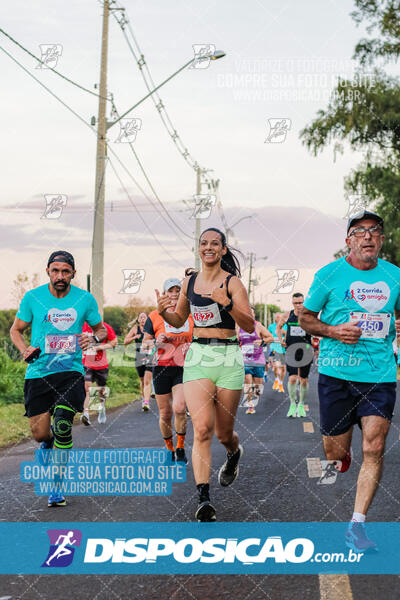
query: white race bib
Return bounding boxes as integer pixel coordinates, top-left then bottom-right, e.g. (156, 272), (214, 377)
(349, 312), (391, 339)
(45, 334), (77, 354)
(191, 303), (222, 327)
(290, 325), (305, 337)
(241, 344), (254, 356)
(164, 320), (190, 334)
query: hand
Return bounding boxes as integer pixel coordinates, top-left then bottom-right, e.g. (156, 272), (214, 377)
(22, 345), (36, 360)
(155, 289), (174, 314)
(156, 333), (170, 346)
(395, 319), (400, 335)
(253, 338), (263, 347)
(78, 332), (93, 351)
(332, 323), (362, 344)
(280, 340), (286, 348)
(201, 278), (230, 306)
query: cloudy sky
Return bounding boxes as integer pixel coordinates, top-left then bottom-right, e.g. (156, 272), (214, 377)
(0, 0), (368, 310)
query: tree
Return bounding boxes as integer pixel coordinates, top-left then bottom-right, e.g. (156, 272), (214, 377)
(103, 306), (129, 336)
(10, 272), (40, 307)
(300, 0), (400, 263)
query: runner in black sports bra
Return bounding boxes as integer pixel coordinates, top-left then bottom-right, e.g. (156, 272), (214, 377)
(155, 227), (255, 523)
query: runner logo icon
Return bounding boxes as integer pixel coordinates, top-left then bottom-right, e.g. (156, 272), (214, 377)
(41, 529), (82, 568)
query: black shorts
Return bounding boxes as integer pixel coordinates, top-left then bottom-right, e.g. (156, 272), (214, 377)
(24, 371), (86, 418)
(318, 373), (396, 436)
(286, 343), (313, 378)
(286, 361), (312, 378)
(84, 367), (109, 387)
(153, 365), (183, 395)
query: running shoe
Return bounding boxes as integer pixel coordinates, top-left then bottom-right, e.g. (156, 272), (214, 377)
(40, 429), (54, 450)
(287, 404), (297, 418)
(272, 379), (279, 391)
(48, 492), (67, 507)
(195, 501), (216, 522)
(218, 444), (244, 487)
(297, 404), (307, 418)
(278, 383), (285, 393)
(142, 399), (149, 412)
(175, 448), (188, 464)
(80, 412), (91, 426)
(334, 449), (352, 473)
(345, 522), (377, 553)
(246, 407), (256, 414)
(98, 405), (107, 424)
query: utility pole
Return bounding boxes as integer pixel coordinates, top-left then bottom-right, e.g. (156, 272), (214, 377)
(91, 0), (110, 315)
(194, 166), (201, 271)
(247, 252), (255, 297)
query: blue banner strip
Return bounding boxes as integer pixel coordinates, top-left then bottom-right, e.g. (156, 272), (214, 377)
(0, 522), (397, 574)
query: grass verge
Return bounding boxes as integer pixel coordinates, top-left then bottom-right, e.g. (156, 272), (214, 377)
(0, 391), (140, 448)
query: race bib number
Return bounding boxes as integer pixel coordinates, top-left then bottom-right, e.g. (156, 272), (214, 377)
(241, 344), (254, 357)
(164, 320), (190, 334)
(290, 325), (305, 337)
(45, 334), (77, 354)
(349, 312), (391, 339)
(191, 303), (222, 327)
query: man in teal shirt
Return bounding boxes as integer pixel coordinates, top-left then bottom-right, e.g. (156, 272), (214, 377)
(300, 210), (400, 553)
(10, 251), (106, 507)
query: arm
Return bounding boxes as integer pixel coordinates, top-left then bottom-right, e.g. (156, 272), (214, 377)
(79, 321), (107, 351)
(156, 277), (190, 328)
(10, 317), (34, 361)
(124, 325), (138, 345)
(224, 277), (254, 333)
(256, 322), (273, 344)
(276, 312), (288, 346)
(95, 337), (118, 352)
(299, 308), (361, 344)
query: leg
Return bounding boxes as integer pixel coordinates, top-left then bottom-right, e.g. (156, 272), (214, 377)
(29, 412), (52, 443)
(184, 379), (216, 485)
(172, 383), (187, 437)
(243, 373), (254, 411)
(287, 368), (299, 416)
(155, 393), (174, 442)
(214, 387), (241, 454)
(83, 380), (91, 413)
(323, 428), (353, 461)
(253, 376), (264, 407)
(143, 369), (152, 404)
(354, 415), (390, 516)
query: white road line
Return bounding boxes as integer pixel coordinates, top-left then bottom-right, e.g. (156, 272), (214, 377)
(319, 574), (353, 600)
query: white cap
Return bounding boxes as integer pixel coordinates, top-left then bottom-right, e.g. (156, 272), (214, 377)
(163, 278), (182, 292)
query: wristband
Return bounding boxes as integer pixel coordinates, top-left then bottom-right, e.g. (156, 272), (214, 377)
(224, 299), (234, 312)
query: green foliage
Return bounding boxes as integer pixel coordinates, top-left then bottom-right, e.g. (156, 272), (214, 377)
(0, 349), (26, 405)
(0, 310), (17, 338)
(107, 366), (140, 395)
(103, 306), (129, 336)
(300, 0), (400, 263)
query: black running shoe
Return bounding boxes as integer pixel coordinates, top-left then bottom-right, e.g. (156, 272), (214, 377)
(218, 444), (244, 487)
(195, 501), (216, 522)
(175, 448), (188, 464)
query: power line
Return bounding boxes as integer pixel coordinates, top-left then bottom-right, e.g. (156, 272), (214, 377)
(108, 97), (193, 242)
(0, 27), (109, 101)
(108, 156), (187, 267)
(0, 44), (93, 130)
(110, 3), (201, 173)
(1, 42), (190, 265)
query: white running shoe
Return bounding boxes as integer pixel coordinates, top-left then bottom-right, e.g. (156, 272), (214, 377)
(98, 405), (107, 424)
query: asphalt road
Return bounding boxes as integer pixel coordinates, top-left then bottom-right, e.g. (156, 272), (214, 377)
(1, 365), (400, 599)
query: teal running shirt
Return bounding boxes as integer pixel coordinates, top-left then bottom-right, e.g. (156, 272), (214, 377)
(17, 284), (101, 379)
(304, 257), (400, 383)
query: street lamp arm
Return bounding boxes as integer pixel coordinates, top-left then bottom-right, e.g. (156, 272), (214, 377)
(107, 57), (195, 129)
(108, 50), (225, 130)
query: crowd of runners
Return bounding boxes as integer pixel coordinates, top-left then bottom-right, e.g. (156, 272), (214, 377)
(9, 210), (400, 552)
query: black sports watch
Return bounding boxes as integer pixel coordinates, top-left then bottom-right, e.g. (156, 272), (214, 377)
(93, 334), (101, 343)
(224, 299), (234, 312)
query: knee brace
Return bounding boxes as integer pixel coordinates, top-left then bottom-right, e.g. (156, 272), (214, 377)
(53, 405), (75, 449)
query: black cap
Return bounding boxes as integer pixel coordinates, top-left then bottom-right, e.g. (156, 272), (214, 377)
(47, 250), (75, 269)
(347, 210), (384, 235)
